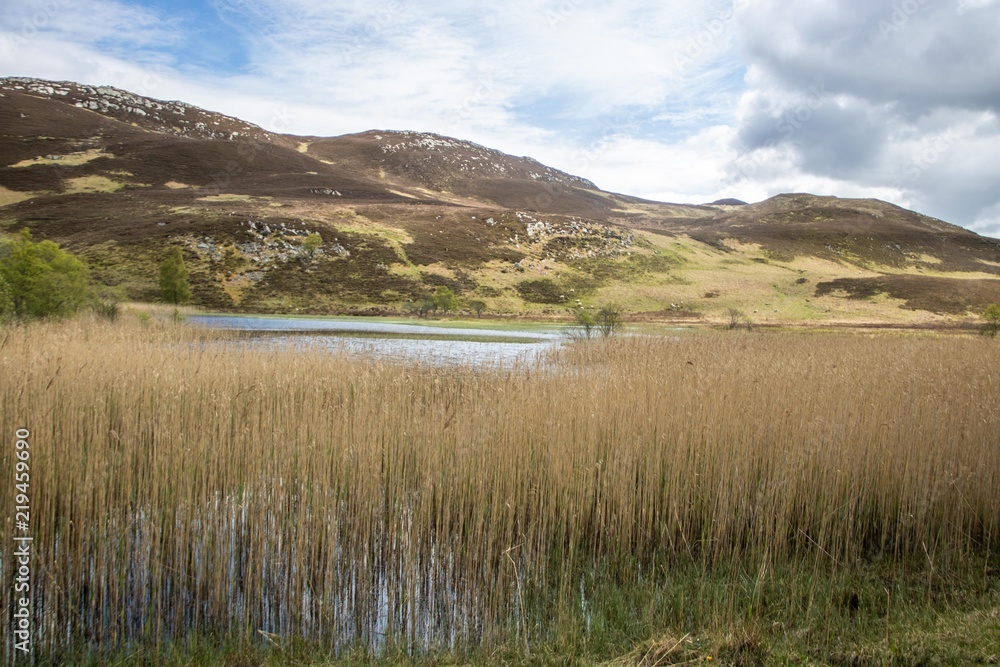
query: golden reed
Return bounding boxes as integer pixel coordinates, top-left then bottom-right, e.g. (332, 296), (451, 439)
(1, 316), (997, 656)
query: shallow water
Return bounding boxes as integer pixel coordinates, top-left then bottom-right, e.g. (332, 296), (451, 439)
(188, 314), (567, 365)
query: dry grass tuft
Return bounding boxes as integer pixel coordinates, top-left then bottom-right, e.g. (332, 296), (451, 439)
(602, 633), (700, 666)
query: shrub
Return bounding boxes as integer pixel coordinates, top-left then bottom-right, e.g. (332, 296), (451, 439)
(93, 286), (127, 322)
(468, 299), (487, 318)
(572, 307), (597, 339)
(982, 303), (1000, 337)
(303, 233), (323, 258)
(727, 308), (753, 331)
(412, 299), (437, 318)
(0, 228), (92, 319)
(596, 304), (623, 338)
(159, 247), (191, 305)
(432, 286), (459, 313)
(0, 273), (12, 321)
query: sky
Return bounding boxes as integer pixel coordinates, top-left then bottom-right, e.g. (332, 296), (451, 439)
(2, 0), (1000, 236)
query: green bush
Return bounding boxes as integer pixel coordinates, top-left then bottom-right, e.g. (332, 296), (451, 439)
(572, 307), (597, 339)
(432, 286), (459, 313)
(93, 286), (127, 322)
(596, 304), (623, 338)
(982, 303), (1000, 338)
(0, 273), (12, 321)
(159, 247), (191, 305)
(467, 299), (487, 317)
(303, 233), (322, 258)
(0, 229), (91, 319)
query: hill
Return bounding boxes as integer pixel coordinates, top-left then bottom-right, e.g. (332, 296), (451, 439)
(2, 77), (999, 325)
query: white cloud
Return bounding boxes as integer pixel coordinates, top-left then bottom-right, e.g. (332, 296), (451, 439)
(562, 126), (735, 202)
(201, 0), (745, 126)
(0, 0), (171, 49)
(1, 0), (750, 196)
(733, 0), (1000, 235)
(969, 202), (1000, 238)
(2, 0), (998, 237)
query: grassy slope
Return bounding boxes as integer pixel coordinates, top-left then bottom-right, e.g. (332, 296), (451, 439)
(7, 190), (997, 325)
(3, 86), (1000, 325)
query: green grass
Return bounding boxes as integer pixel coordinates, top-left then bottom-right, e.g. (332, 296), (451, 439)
(57, 556), (1000, 665)
(64, 174), (130, 194)
(0, 185), (39, 207)
(196, 311), (570, 331)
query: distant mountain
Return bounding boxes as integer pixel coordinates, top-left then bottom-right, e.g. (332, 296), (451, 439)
(2, 77), (998, 324)
(303, 130), (611, 214)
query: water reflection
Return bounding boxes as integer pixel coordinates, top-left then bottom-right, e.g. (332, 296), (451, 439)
(188, 315), (566, 365)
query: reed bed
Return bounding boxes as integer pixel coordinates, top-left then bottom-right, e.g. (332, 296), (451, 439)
(1, 316), (998, 662)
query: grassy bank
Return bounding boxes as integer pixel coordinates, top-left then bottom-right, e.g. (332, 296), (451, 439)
(1, 316), (998, 665)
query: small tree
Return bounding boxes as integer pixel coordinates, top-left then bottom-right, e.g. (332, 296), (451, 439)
(432, 286), (459, 314)
(303, 233), (322, 258)
(982, 303), (1000, 338)
(159, 247), (191, 305)
(93, 285), (126, 321)
(0, 228), (91, 319)
(596, 304), (623, 338)
(417, 299), (436, 318)
(468, 299), (487, 318)
(726, 308), (753, 331)
(572, 307), (597, 339)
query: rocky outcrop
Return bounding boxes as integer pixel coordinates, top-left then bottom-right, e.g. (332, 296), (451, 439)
(0, 77), (279, 143)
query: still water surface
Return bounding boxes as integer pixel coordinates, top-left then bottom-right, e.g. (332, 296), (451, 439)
(188, 314), (567, 365)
